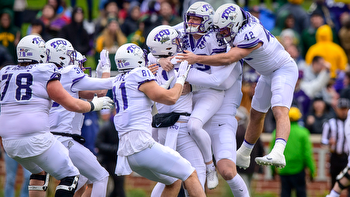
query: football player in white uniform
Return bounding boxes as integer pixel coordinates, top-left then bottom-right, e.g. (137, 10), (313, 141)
(177, 3), (299, 169)
(0, 35), (113, 197)
(113, 43), (205, 197)
(46, 38), (114, 197)
(147, 24), (247, 196)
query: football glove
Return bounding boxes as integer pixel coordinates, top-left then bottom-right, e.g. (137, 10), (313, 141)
(90, 96), (114, 111)
(175, 60), (191, 86)
(96, 49), (111, 78)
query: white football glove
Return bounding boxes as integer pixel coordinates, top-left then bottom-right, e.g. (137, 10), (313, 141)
(160, 76), (174, 89)
(96, 49), (111, 78)
(175, 60), (191, 86)
(90, 96), (114, 111)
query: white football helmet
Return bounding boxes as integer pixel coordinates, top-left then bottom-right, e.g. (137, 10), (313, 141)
(184, 1), (215, 35)
(74, 51), (87, 68)
(115, 43), (145, 72)
(45, 38), (76, 67)
(17, 35), (47, 63)
(146, 25), (182, 57)
(213, 3), (245, 43)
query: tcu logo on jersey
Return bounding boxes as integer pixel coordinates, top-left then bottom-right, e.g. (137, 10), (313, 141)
(154, 29), (170, 43)
(170, 125), (179, 130)
(221, 6), (236, 20)
(50, 40), (67, 48)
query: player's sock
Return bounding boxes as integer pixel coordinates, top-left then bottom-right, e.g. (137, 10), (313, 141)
(328, 189), (340, 197)
(226, 174), (249, 197)
(272, 138), (286, 155)
(206, 163), (215, 172)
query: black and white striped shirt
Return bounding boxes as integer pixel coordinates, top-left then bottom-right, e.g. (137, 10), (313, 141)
(322, 117), (349, 155)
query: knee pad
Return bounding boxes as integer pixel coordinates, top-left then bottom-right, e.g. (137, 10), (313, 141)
(28, 173), (50, 191)
(55, 175), (79, 197)
(336, 166), (350, 190)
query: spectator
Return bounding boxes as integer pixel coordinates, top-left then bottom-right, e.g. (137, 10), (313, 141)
(236, 106), (264, 195)
(301, 11), (325, 58)
(305, 24), (348, 79)
(275, 0), (310, 35)
(30, 19), (52, 41)
(301, 56), (331, 99)
(81, 111), (100, 155)
(271, 10), (300, 44)
(95, 112), (126, 197)
(340, 71), (350, 100)
(13, 0), (27, 29)
(306, 96), (332, 134)
(0, 44), (14, 66)
(240, 65), (260, 113)
(338, 12), (350, 63)
(271, 106), (316, 197)
(159, 1), (182, 26)
(279, 28), (300, 48)
(285, 44), (307, 71)
(58, 7), (91, 55)
(120, 1), (141, 37)
(4, 152), (31, 197)
(322, 98), (350, 196)
(95, 17), (127, 71)
(0, 9), (21, 64)
(94, 1), (119, 39)
(292, 70), (311, 124)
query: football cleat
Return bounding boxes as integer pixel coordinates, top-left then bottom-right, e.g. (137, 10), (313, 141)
(255, 151), (286, 168)
(206, 168), (219, 190)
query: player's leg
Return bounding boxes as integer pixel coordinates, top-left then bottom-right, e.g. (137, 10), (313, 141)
(189, 90), (224, 188)
(255, 62), (298, 168)
(182, 170), (206, 197)
(73, 175), (88, 197)
(236, 75), (271, 169)
(127, 143), (204, 196)
(206, 114), (249, 197)
(62, 140), (109, 197)
(30, 139), (80, 197)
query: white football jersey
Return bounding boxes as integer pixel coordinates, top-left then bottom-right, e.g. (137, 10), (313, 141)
(49, 65), (86, 134)
(112, 67), (156, 136)
(231, 13), (293, 75)
(0, 63), (60, 139)
(181, 29), (227, 74)
(148, 54), (192, 118)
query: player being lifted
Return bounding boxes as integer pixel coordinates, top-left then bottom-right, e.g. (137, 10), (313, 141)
(177, 3), (299, 169)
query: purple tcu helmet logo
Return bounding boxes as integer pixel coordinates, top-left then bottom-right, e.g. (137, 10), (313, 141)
(154, 29), (170, 42)
(32, 37), (44, 44)
(222, 6), (236, 20)
(50, 40), (67, 48)
(126, 44), (137, 53)
(202, 4), (211, 11)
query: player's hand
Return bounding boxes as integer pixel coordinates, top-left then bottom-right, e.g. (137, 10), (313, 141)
(148, 63), (159, 75)
(158, 57), (174, 71)
(160, 76), (174, 89)
(175, 60), (191, 86)
(96, 49), (111, 78)
(176, 50), (197, 65)
(90, 96), (114, 111)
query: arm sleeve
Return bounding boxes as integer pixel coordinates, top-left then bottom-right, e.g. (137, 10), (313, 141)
(186, 62), (236, 90)
(72, 76), (114, 92)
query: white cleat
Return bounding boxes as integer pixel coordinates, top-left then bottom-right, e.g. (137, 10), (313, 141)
(255, 152), (286, 168)
(236, 147), (251, 169)
(206, 168), (219, 190)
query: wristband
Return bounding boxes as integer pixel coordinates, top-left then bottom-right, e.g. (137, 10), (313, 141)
(88, 101), (95, 112)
